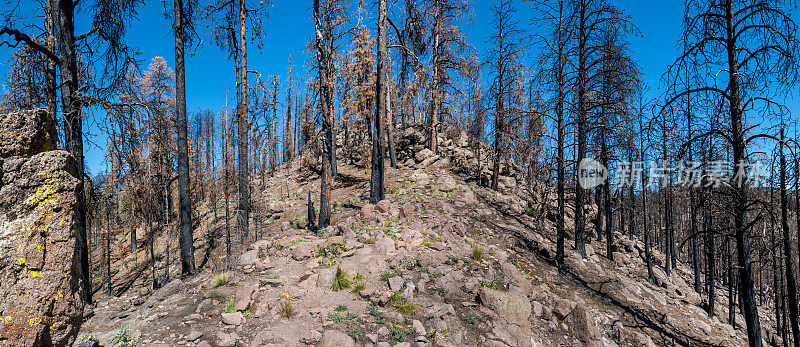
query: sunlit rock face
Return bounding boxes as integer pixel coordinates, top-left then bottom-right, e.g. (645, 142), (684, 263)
(0, 109), (83, 346)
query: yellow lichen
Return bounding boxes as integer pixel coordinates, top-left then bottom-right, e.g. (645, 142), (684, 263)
(53, 293), (63, 301)
(27, 317), (41, 326)
(4, 316), (11, 324)
(30, 271), (42, 278)
(16, 258), (25, 266)
(28, 184), (56, 206)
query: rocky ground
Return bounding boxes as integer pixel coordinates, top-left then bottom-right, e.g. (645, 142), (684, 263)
(74, 129), (774, 347)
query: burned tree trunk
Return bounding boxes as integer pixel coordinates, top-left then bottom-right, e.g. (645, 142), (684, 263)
(370, 0), (388, 204)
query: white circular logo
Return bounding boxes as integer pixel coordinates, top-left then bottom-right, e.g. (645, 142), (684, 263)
(578, 158), (607, 189)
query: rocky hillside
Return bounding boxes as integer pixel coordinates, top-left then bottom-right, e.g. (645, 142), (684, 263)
(74, 127), (773, 347)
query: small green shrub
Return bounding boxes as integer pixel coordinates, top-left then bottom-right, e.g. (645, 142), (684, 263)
(329, 313), (345, 323)
(525, 207), (541, 218)
(348, 327), (362, 340)
(369, 305), (386, 324)
(465, 312), (482, 324)
(480, 279), (505, 290)
(380, 269), (403, 281)
(223, 296), (236, 313)
(390, 327), (413, 341)
(329, 312), (356, 323)
(110, 325), (131, 346)
(334, 304), (349, 312)
(445, 255), (460, 265)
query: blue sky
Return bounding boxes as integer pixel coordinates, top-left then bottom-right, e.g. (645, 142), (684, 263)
(3, 0), (787, 176)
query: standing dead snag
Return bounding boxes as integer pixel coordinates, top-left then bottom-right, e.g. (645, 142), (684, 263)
(174, 0), (196, 276)
(284, 56), (295, 164)
(778, 127), (800, 347)
(307, 191), (317, 232)
(236, 0), (250, 242)
(531, 0), (570, 267)
(370, 0), (388, 204)
(314, 0), (339, 228)
(269, 75), (279, 174)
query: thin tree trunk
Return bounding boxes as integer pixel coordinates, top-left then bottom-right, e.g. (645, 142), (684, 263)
(237, 0), (250, 243)
(314, 0), (334, 229)
(370, 0), (387, 204)
(573, 0), (588, 259)
(52, 0), (91, 304)
(705, 183), (715, 317)
(44, 4), (58, 142)
(429, 2), (441, 154)
(639, 117), (654, 283)
(554, 0), (566, 267)
(779, 128), (800, 347)
(386, 81), (398, 169)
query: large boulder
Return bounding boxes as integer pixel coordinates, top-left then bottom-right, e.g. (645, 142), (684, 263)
(438, 175), (457, 192)
(568, 304), (600, 345)
(415, 148), (435, 163)
(268, 200), (286, 214)
(319, 329), (355, 347)
(0, 109), (57, 159)
(478, 287), (531, 328)
(0, 110), (83, 346)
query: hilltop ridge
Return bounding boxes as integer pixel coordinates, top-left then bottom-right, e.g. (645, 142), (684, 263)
(74, 126), (772, 347)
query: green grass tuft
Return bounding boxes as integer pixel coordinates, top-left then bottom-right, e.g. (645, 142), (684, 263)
(388, 291), (416, 315)
(331, 266), (352, 291)
(211, 272), (233, 287)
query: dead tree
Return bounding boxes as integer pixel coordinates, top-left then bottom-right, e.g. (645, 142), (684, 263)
(284, 56), (295, 163)
(567, 0), (630, 258)
(173, 0), (197, 276)
(487, 0), (524, 191)
(778, 125), (800, 347)
(370, 0), (388, 204)
(205, 0), (268, 243)
(313, 0), (341, 228)
(422, 0), (470, 154)
(531, 0), (571, 267)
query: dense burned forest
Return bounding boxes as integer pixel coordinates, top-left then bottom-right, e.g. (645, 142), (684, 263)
(1, 0), (800, 346)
